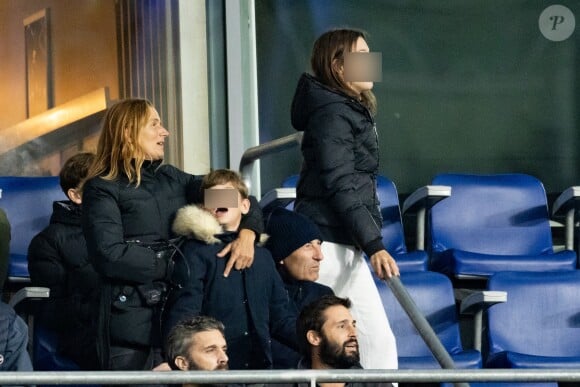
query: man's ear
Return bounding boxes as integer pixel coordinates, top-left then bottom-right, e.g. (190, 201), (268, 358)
(67, 188), (82, 205)
(240, 197), (250, 215)
(174, 356), (189, 371)
(306, 330), (321, 347)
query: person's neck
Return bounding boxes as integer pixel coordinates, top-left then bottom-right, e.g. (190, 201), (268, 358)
(311, 355), (346, 387)
(222, 219), (242, 232)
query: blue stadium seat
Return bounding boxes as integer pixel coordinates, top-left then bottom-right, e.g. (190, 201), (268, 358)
(486, 271), (580, 369)
(281, 174), (299, 188)
(278, 174), (428, 271)
(0, 176), (65, 282)
(32, 323), (81, 371)
(427, 173), (576, 279)
(376, 175), (428, 271)
(376, 271), (481, 370)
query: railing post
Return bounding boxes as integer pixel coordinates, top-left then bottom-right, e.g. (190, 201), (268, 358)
(238, 132), (303, 196)
(385, 276), (470, 387)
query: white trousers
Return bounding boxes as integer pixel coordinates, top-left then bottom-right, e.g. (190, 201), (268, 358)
(317, 241), (398, 370)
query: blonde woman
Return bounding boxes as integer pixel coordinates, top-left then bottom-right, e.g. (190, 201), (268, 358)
(82, 99), (263, 371)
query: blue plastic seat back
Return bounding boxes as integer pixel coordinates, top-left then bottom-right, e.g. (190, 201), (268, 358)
(281, 174), (299, 188)
(33, 323), (80, 371)
(0, 176), (64, 279)
(376, 271), (464, 357)
(289, 173), (426, 270)
(287, 174), (409, 254)
(376, 175), (408, 255)
(280, 174), (299, 210)
(487, 271), (580, 358)
(430, 173), (554, 257)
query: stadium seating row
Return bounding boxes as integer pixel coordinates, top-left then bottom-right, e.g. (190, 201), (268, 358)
(3, 172), (580, 283)
(271, 173), (580, 279)
(2, 173), (580, 387)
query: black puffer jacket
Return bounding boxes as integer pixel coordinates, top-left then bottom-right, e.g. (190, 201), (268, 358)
(82, 161), (264, 366)
(28, 200), (100, 370)
(291, 73), (384, 256)
(271, 270), (334, 369)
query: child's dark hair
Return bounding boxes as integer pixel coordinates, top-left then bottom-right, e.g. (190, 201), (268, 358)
(59, 152), (95, 195)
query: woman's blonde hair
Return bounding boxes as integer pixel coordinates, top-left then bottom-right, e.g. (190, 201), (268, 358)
(86, 98), (154, 187)
(310, 28), (377, 115)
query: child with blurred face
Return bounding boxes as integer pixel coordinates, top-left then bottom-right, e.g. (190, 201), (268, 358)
(166, 170), (298, 370)
(202, 170), (251, 232)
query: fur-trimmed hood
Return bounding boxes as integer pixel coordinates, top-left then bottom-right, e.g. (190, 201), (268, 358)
(172, 204), (268, 245)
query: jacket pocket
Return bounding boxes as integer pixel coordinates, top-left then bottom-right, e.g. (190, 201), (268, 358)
(109, 286), (153, 347)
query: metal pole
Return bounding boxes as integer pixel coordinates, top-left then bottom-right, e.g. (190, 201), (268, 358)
(385, 276), (470, 387)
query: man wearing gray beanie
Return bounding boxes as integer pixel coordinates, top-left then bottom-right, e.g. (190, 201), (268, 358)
(265, 208), (334, 369)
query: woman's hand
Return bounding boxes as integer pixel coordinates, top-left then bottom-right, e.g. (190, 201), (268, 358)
(370, 249), (400, 279)
(217, 228), (256, 277)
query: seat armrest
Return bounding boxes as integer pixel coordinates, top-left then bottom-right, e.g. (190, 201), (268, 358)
(401, 185), (452, 250)
(552, 186), (580, 216)
(459, 290), (507, 352)
(259, 187), (296, 212)
(402, 185), (452, 214)
(552, 186), (580, 251)
(460, 290), (507, 315)
(8, 286), (50, 308)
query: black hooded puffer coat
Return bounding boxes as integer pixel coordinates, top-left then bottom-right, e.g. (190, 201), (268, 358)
(291, 73), (385, 257)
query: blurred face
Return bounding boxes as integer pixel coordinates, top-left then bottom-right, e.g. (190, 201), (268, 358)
(311, 305), (359, 369)
(345, 37), (373, 95)
(281, 240), (323, 281)
(138, 107), (169, 160)
(205, 182), (250, 232)
(175, 330), (229, 371)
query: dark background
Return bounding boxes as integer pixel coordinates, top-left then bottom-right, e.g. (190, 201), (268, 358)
(255, 0), (580, 197)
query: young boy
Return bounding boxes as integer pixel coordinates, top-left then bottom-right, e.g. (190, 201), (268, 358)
(27, 152), (100, 370)
(163, 169), (297, 370)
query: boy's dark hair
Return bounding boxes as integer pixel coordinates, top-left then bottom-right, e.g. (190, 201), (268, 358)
(59, 152), (95, 194)
(202, 169), (249, 199)
(166, 316), (226, 370)
(296, 295), (352, 357)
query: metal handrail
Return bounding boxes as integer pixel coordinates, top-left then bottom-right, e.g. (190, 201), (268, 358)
(238, 133), (467, 384)
(238, 132), (303, 195)
(0, 369), (577, 385)
(385, 276), (468, 387)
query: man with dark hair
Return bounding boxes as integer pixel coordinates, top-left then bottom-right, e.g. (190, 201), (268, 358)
(166, 316), (228, 372)
(27, 152), (100, 370)
(295, 295), (394, 387)
(264, 207), (334, 368)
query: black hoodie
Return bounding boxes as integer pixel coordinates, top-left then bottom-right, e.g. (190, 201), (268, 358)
(291, 73), (384, 256)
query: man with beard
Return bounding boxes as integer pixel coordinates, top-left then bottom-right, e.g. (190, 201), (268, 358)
(166, 316), (229, 373)
(295, 295), (394, 387)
